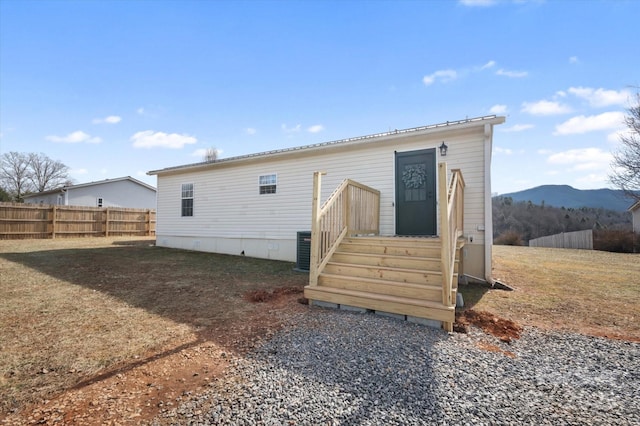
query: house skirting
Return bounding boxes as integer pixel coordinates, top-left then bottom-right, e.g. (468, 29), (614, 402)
(155, 235), (296, 262)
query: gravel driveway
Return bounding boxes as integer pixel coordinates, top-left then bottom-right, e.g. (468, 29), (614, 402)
(155, 308), (640, 425)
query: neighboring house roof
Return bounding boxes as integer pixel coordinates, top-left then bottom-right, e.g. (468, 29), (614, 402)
(23, 176), (156, 199)
(630, 200), (640, 212)
(148, 115), (505, 176)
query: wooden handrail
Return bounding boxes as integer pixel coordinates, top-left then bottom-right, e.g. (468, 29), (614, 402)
(439, 162), (465, 332)
(309, 173), (380, 286)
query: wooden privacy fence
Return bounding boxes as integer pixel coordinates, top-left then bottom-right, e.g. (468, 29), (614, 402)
(529, 229), (593, 250)
(0, 202), (156, 240)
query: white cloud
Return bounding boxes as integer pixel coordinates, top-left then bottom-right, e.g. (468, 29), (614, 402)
(494, 146), (513, 155)
(281, 124), (301, 133)
(245, 127), (257, 135)
(569, 56), (579, 64)
(423, 69), (458, 86)
(501, 124), (534, 132)
(546, 148), (613, 172)
(480, 60), (496, 70)
(70, 168), (88, 175)
(522, 100), (572, 116)
(136, 171), (146, 177)
(567, 87), (630, 107)
(46, 130), (102, 144)
(307, 124), (324, 133)
(496, 68), (528, 78)
(92, 115), (122, 124)
(131, 130), (197, 149)
(458, 0), (497, 6)
(537, 149), (553, 155)
(607, 128), (632, 144)
(554, 111), (625, 135)
(489, 104), (507, 114)
(575, 173), (608, 185)
(137, 108), (145, 115)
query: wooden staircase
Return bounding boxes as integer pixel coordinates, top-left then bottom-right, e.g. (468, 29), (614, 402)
(304, 236), (463, 326)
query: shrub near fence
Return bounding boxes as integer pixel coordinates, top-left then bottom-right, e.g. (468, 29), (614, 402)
(529, 229), (593, 250)
(0, 202), (156, 240)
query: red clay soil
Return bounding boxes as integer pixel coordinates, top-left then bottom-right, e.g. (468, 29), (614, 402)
(1, 291), (307, 426)
(455, 309), (523, 343)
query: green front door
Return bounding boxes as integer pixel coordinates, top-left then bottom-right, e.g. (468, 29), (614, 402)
(395, 149), (437, 235)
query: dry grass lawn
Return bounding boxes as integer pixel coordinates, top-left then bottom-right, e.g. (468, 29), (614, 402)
(462, 245), (640, 341)
(0, 237), (307, 416)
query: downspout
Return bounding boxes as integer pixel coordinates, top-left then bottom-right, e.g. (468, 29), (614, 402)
(483, 123), (495, 285)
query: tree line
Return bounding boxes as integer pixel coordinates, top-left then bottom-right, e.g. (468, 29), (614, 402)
(0, 152), (71, 202)
(493, 196), (634, 247)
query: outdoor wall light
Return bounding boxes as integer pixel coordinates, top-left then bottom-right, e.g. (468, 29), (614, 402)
(439, 141), (448, 156)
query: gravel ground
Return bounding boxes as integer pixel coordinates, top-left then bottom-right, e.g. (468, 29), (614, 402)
(153, 308), (640, 425)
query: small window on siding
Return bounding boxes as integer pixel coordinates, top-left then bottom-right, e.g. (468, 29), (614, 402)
(181, 183), (194, 217)
(97, 197), (103, 207)
(259, 174), (277, 194)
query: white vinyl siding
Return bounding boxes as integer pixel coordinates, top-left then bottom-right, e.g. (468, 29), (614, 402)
(23, 178), (156, 208)
(66, 180), (156, 208)
(155, 125), (488, 245)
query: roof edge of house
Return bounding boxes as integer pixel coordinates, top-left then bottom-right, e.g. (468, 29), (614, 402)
(148, 115), (506, 176)
(23, 176), (156, 198)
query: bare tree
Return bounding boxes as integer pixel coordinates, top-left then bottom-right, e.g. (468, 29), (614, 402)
(0, 152), (34, 201)
(610, 91), (640, 202)
(203, 148), (218, 162)
(28, 152), (70, 192)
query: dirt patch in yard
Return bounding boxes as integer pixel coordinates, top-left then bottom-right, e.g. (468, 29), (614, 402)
(455, 309), (522, 343)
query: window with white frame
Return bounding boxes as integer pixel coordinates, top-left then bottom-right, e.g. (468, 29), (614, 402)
(259, 174), (277, 194)
(181, 183), (194, 216)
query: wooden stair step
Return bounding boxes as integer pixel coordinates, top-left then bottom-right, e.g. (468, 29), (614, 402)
(318, 272), (443, 301)
(331, 251), (459, 272)
(304, 285), (455, 323)
(323, 261), (444, 285)
(332, 251), (437, 269)
(338, 242), (443, 258)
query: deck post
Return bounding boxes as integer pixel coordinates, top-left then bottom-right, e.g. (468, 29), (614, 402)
(343, 183), (350, 236)
(309, 171), (325, 286)
(438, 163), (452, 308)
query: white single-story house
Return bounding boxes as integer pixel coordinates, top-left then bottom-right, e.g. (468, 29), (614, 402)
(149, 115), (505, 330)
(631, 200), (640, 234)
(23, 176), (157, 209)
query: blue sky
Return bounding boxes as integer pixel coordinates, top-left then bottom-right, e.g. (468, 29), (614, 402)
(1, 0), (637, 195)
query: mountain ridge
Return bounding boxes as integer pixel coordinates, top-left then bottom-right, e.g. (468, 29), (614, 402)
(497, 185), (635, 212)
